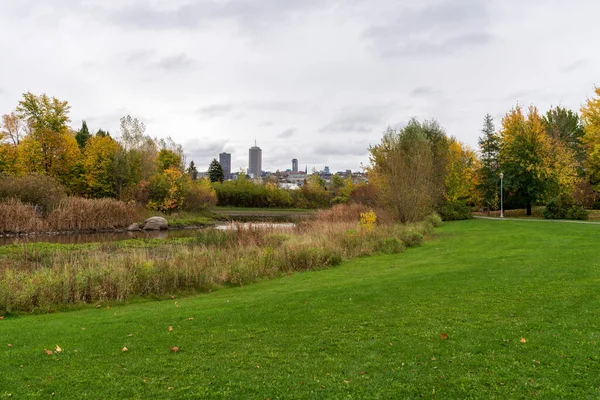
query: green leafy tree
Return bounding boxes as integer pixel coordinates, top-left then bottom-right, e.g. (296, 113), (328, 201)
(543, 107), (585, 173)
(187, 160), (198, 180)
(477, 114), (501, 210)
(581, 88), (600, 189)
(208, 158), (224, 183)
(157, 149), (182, 172)
(75, 120), (92, 149)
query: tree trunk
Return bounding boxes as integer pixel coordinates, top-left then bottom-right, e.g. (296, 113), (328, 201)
(526, 201), (532, 216)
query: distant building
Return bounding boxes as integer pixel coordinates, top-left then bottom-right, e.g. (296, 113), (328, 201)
(249, 142), (262, 178)
(219, 152), (231, 179)
(292, 158), (298, 173)
(324, 166), (330, 174)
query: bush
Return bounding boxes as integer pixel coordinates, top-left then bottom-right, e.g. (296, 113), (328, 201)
(438, 201), (472, 221)
(544, 194), (589, 220)
(0, 174), (66, 213)
(183, 179), (217, 212)
(377, 237), (405, 254)
(424, 213), (443, 227)
(592, 201), (600, 210)
(400, 230), (424, 247)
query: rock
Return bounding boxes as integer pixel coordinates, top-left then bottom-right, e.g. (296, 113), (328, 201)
(127, 223), (141, 231)
(142, 216), (168, 231)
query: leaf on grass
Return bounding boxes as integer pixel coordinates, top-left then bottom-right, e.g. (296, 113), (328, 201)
(128, 334), (133, 337)
(122, 347), (128, 352)
(186, 317), (194, 321)
(520, 338), (527, 343)
(8, 344), (13, 348)
(440, 333), (449, 340)
(55, 345), (62, 353)
(168, 326), (173, 332)
(0, 316), (4, 320)
(170, 346), (179, 353)
(44, 349), (53, 355)
(95, 304), (101, 308)
(81, 328), (86, 331)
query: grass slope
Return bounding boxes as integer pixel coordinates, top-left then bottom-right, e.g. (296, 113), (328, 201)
(2, 219), (600, 398)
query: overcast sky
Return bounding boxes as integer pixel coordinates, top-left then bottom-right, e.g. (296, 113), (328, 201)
(0, 0), (598, 173)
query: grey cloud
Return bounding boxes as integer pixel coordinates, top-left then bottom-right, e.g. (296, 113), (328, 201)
(198, 101), (314, 120)
(155, 53), (196, 71)
(320, 104), (396, 134)
(561, 59), (588, 73)
(123, 49), (197, 71)
(184, 138), (228, 165)
(198, 104), (234, 119)
(313, 141), (370, 157)
(364, 0), (493, 57)
(259, 121), (274, 127)
(99, 0), (331, 32)
(410, 86), (438, 97)
(278, 128), (298, 138)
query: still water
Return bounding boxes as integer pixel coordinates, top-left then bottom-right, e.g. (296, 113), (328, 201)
(0, 223), (296, 246)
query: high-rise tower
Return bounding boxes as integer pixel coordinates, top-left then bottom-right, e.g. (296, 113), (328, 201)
(292, 158), (298, 173)
(219, 152), (231, 179)
(249, 142), (262, 178)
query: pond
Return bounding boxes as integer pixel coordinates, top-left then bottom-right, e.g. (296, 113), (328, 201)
(0, 223), (297, 246)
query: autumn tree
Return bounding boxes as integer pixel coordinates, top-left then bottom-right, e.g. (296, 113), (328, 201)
(1, 112), (27, 145)
(157, 149), (182, 172)
(476, 114), (500, 210)
(500, 105), (576, 215)
(208, 158), (224, 183)
(82, 135), (120, 198)
(15, 93), (81, 190)
(445, 138), (480, 205)
(581, 88), (600, 189)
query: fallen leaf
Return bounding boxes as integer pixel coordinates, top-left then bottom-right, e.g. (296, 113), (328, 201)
(8, 344), (13, 348)
(520, 338), (527, 343)
(122, 347), (128, 352)
(44, 349), (53, 355)
(128, 334), (133, 337)
(81, 328), (86, 331)
(106, 305), (110, 309)
(388, 343), (393, 346)
(0, 316), (4, 320)
(168, 326), (173, 332)
(440, 333), (449, 340)
(170, 346), (179, 353)
(170, 296), (176, 299)
(55, 345), (62, 353)
(95, 304), (101, 308)
(187, 317), (194, 321)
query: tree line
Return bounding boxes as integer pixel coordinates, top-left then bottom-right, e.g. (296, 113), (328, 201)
(368, 87), (600, 221)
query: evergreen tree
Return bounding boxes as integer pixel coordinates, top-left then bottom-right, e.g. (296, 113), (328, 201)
(75, 120), (92, 149)
(187, 160), (198, 180)
(208, 158), (224, 183)
(96, 129), (110, 138)
(476, 114), (501, 210)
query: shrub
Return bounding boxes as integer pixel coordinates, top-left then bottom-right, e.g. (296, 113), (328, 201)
(544, 194), (589, 220)
(377, 237), (405, 254)
(0, 174), (66, 213)
(592, 201), (600, 210)
(183, 179), (217, 212)
(400, 230), (424, 247)
(438, 201), (472, 221)
(424, 213), (443, 227)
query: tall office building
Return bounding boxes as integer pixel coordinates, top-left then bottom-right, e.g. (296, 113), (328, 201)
(219, 152), (231, 179)
(292, 158), (298, 173)
(249, 142), (262, 178)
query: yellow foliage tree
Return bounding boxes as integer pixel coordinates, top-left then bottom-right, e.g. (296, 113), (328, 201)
(83, 135), (120, 198)
(445, 139), (481, 205)
(581, 87), (600, 189)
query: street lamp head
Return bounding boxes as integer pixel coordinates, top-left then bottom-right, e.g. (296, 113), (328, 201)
(499, 172), (504, 179)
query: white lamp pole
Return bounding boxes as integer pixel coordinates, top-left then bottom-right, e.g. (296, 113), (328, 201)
(499, 172), (504, 218)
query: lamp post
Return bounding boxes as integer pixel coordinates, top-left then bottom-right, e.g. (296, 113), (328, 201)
(499, 172), (504, 218)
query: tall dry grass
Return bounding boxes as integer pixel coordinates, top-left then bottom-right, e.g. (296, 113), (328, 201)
(0, 205), (438, 313)
(46, 197), (140, 231)
(0, 198), (46, 234)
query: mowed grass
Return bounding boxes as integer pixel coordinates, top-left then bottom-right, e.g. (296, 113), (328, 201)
(2, 219), (600, 398)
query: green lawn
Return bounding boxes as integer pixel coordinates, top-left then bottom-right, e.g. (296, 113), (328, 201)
(2, 219), (600, 398)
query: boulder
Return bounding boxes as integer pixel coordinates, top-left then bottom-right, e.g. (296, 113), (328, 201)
(127, 223), (141, 231)
(142, 216), (168, 231)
